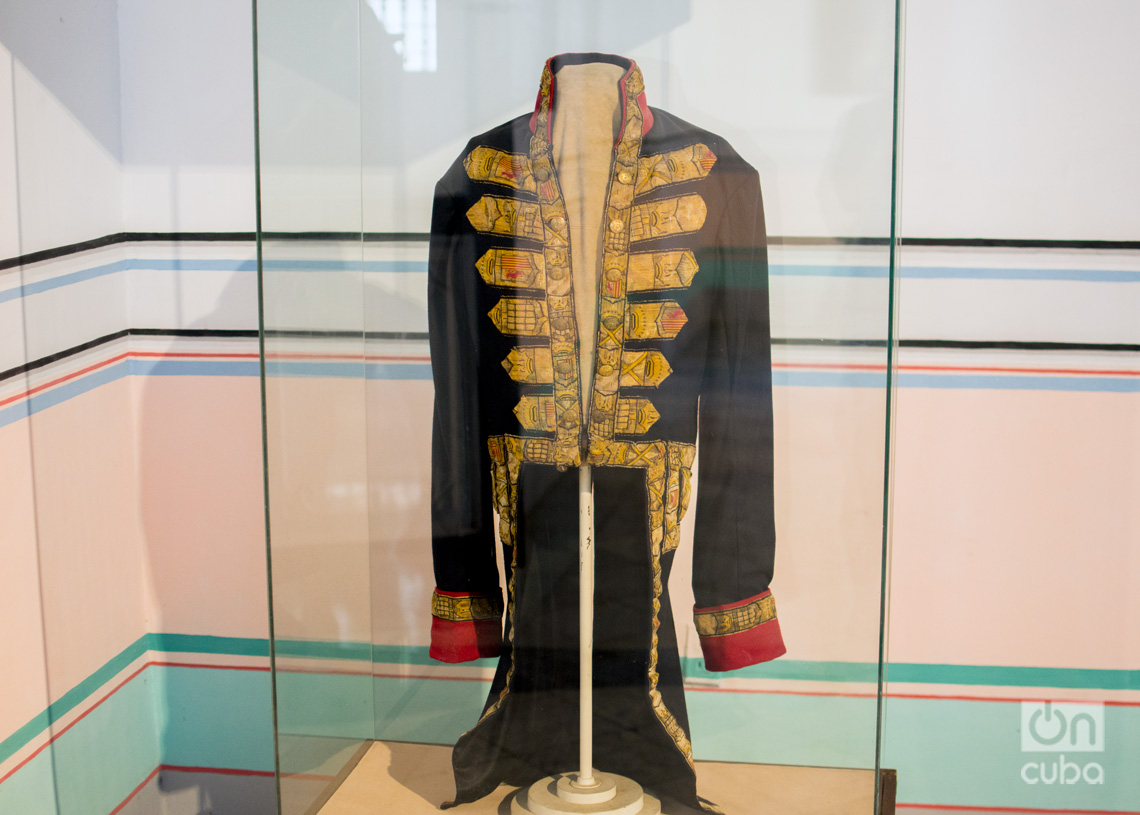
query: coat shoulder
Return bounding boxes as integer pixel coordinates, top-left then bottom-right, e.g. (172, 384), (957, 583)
(643, 108), (754, 171)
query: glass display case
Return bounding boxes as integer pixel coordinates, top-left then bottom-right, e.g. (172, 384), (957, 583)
(2, 3), (1134, 815)
(255, 1), (903, 812)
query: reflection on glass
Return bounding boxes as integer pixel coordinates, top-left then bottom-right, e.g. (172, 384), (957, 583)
(256, 1), (375, 812)
(366, 0), (438, 72)
(260, 0), (901, 811)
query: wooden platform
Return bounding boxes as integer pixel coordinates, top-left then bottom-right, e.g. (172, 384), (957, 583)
(317, 741), (879, 815)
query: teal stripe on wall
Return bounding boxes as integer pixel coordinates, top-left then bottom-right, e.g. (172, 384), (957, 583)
(0, 664), (274, 815)
(3, 635), (1138, 814)
(0, 633), (150, 767)
(0, 634), (268, 769)
(0, 672), (161, 815)
(888, 663), (1140, 691)
(369, 644), (1138, 691)
(150, 633), (269, 658)
(6, 634), (1135, 774)
(275, 638), (369, 661)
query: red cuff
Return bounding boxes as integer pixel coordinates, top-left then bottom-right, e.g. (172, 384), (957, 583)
(429, 589), (504, 663)
(429, 617), (503, 663)
(694, 589), (786, 672)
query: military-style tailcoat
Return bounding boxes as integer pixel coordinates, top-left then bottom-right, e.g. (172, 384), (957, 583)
(428, 53), (786, 810)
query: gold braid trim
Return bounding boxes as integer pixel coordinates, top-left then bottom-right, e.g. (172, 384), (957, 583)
(464, 146), (537, 193)
(476, 540), (518, 726)
(694, 593), (779, 638)
(634, 143), (717, 196)
(629, 194), (707, 242)
(466, 196), (545, 241)
(664, 441), (696, 553)
(478, 56), (697, 766)
(584, 66), (643, 462)
(528, 65), (581, 470)
(431, 590), (503, 623)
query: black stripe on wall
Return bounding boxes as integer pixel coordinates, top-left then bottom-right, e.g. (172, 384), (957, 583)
(3, 231), (1138, 271)
(0, 328), (258, 383)
(775, 338), (1140, 353)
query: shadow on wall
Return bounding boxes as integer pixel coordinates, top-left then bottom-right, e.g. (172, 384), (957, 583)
(133, 254), (275, 812)
(0, 0), (123, 158)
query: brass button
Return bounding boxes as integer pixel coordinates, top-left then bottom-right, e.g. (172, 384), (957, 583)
(534, 165), (552, 181)
(598, 364), (615, 376)
(618, 170), (633, 184)
(609, 219), (624, 233)
(605, 269), (622, 282)
(550, 216), (566, 231)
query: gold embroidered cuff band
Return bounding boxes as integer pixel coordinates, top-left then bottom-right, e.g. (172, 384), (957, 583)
(429, 589), (504, 663)
(431, 589), (504, 622)
(694, 589), (786, 671)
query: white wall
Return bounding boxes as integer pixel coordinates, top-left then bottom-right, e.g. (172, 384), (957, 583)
(901, 0), (1140, 240)
(118, 0), (256, 233)
(3, 0), (1137, 259)
(0, 0), (255, 262)
(0, 0), (124, 258)
(262, 0), (1140, 242)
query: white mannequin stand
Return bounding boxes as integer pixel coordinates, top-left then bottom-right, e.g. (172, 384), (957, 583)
(511, 59), (662, 815)
(510, 467), (662, 815)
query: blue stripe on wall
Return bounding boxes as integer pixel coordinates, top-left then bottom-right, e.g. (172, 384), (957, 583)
(775, 370), (1140, 393)
(263, 360), (434, 380)
(0, 362), (129, 429)
(897, 373), (1140, 393)
(0, 259), (129, 304)
(130, 358), (261, 378)
(4, 257), (1139, 305)
(4, 359), (1135, 431)
(770, 264), (1140, 282)
(0, 258), (261, 304)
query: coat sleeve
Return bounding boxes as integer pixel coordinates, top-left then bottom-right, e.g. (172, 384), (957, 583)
(691, 164), (786, 672)
(427, 166), (504, 663)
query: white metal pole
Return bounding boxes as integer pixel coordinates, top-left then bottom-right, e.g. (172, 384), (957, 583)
(578, 464), (597, 786)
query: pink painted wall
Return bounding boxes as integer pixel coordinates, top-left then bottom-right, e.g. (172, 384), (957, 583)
(0, 419), (53, 743)
(25, 379), (150, 700)
(133, 375), (268, 640)
(890, 388), (1140, 670)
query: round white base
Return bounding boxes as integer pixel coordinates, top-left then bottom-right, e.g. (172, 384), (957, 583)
(511, 772), (662, 815)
